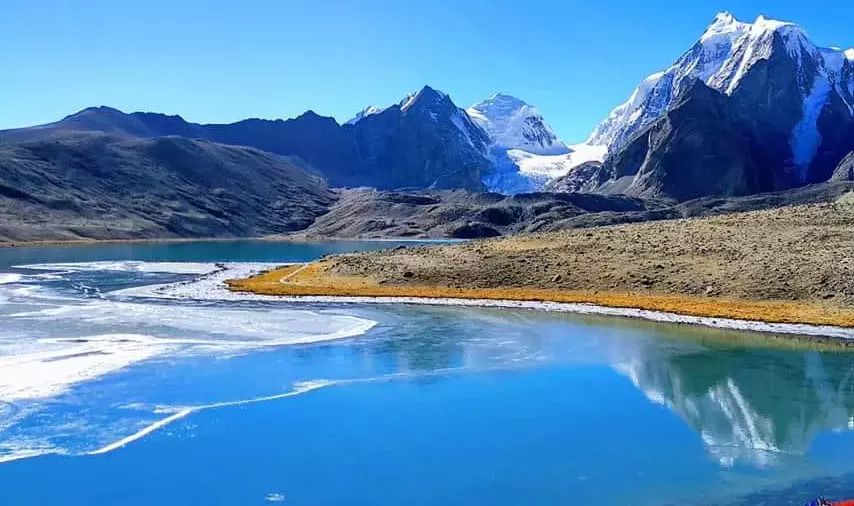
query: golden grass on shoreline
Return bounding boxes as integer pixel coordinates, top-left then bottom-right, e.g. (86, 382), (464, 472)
(225, 203), (854, 338)
(226, 262), (854, 330)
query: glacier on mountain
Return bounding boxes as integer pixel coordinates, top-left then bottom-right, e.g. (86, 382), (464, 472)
(480, 144), (607, 194)
(466, 93), (601, 193)
(792, 75), (832, 175)
(343, 91), (608, 194)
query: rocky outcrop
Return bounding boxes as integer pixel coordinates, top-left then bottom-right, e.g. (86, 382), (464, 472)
(545, 161), (605, 193)
(831, 152), (854, 181)
(290, 182), (854, 240)
(292, 189), (654, 239)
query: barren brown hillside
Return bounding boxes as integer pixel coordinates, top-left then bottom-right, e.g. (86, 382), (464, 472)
(230, 199), (854, 328)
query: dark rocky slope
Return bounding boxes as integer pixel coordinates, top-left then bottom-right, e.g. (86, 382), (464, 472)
(0, 135), (334, 242)
(0, 142), (850, 243)
(292, 189), (658, 239)
(292, 181), (854, 239)
(598, 80), (763, 200)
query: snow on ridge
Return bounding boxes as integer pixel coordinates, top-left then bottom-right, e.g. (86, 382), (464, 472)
(399, 86), (449, 112)
(819, 48), (854, 107)
(450, 109), (481, 153)
(587, 72), (665, 148)
(468, 93), (569, 155)
(400, 93), (418, 111)
(481, 92), (527, 108)
(399, 92), (419, 111)
(701, 13), (815, 95)
(587, 11), (852, 162)
(752, 14), (797, 32)
(700, 11), (749, 43)
(345, 105), (384, 125)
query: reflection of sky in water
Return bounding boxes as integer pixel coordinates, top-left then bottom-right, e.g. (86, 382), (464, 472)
(0, 242), (853, 504)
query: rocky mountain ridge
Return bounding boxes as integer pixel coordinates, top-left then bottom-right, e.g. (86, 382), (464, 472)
(2, 12), (853, 208)
(2, 86), (492, 192)
(559, 12), (854, 200)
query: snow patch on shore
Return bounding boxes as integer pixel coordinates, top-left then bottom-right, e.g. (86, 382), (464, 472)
(276, 295), (854, 340)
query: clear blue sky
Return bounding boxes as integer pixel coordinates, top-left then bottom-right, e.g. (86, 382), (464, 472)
(3, 0), (853, 143)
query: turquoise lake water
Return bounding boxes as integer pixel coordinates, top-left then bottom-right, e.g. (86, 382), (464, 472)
(0, 240), (853, 505)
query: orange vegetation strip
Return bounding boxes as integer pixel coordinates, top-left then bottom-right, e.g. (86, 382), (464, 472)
(227, 262), (854, 329)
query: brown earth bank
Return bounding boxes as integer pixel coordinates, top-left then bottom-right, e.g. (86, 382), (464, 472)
(285, 181), (854, 240)
(1, 162), (852, 244)
(228, 199), (854, 329)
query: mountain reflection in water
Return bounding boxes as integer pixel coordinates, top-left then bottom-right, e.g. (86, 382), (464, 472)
(614, 338), (854, 467)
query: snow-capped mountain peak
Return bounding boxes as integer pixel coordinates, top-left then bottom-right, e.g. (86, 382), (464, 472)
(586, 12), (854, 172)
(346, 86), (452, 125)
(399, 86), (449, 112)
(393, 86), (491, 157)
(700, 11), (747, 43)
(709, 14), (819, 95)
(467, 93), (569, 155)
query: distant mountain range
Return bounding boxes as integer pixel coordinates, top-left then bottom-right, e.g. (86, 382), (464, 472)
(1, 86), (491, 191)
(1, 11), (854, 230)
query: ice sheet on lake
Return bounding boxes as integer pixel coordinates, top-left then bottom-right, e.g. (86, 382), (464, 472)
(15, 261), (222, 275)
(109, 262), (283, 301)
(1, 302), (375, 404)
(113, 262), (854, 340)
(0, 261), (379, 463)
(0, 334), (176, 402)
(0, 274), (23, 285)
(8, 298), (374, 346)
